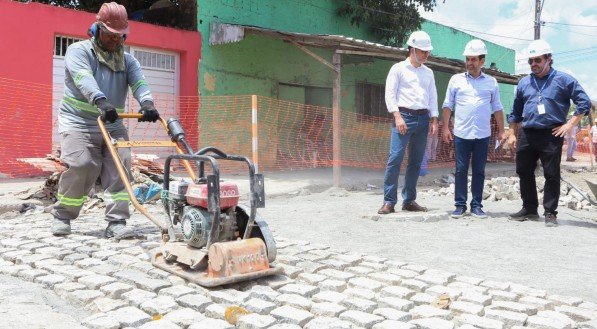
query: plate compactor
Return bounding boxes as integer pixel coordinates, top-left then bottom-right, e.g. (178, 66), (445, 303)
(98, 114), (281, 287)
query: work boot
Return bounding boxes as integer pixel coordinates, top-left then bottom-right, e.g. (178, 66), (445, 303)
(509, 207), (540, 221)
(377, 204), (395, 215)
(51, 218), (71, 236)
(544, 213), (558, 227)
(402, 201), (427, 212)
(105, 221), (135, 239)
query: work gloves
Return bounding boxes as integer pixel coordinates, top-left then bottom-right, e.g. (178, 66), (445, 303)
(96, 98), (118, 123)
(139, 101), (160, 122)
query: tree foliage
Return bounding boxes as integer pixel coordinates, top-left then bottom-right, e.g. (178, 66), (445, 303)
(337, 0), (440, 47)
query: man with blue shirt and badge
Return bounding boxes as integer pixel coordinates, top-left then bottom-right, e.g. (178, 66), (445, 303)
(442, 40), (505, 219)
(505, 39), (591, 227)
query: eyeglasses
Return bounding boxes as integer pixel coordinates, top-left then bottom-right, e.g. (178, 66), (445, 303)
(528, 57), (543, 65)
(99, 23), (124, 38)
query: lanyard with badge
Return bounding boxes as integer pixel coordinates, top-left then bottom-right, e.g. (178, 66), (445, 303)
(531, 71), (554, 115)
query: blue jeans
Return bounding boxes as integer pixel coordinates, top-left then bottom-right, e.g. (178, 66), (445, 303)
(454, 136), (490, 210)
(383, 113), (429, 206)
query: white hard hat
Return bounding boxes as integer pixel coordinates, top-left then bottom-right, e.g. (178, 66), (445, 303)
(527, 39), (552, 58)
(463, 39), (487, 56)
(407, 31), (433, 51)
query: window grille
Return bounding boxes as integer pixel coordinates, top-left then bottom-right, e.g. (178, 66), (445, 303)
(355, 82), (390, 119)
(133, 50), (175, 71)
(54, 36), (84, 57)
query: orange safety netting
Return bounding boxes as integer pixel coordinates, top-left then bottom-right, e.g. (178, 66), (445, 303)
(1, 76), (594, 179)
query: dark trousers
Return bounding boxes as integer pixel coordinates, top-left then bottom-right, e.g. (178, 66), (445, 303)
(454, 136), (490, 210)
(515, 128), (563, 215)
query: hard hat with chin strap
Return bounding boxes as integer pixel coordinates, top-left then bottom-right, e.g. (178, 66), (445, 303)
(407, 31), (433, 51)
(527, 39), (552, 58)
(463, 39), (487, 56)
(97, 2), (129, 35)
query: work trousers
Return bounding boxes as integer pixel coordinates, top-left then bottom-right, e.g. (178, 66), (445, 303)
(515, 128), (563, 215)
(52, 129), (131, 222)
(383, 112), (429, 206)
(454, 136), (490, 210)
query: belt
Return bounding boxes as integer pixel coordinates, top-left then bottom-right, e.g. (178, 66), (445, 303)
(399, 107), (429, 115)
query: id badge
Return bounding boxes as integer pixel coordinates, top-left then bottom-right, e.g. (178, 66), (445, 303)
(537, 103), (546, 115)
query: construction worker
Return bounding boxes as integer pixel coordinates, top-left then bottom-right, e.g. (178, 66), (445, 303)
(378, 30), (439, 215)
(442, 40), (505, 219)
(505, 39), (591, 227)
(51, 2), (159, 237)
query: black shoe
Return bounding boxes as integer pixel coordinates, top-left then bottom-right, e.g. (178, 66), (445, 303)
(509, 208), (540, 221)
(544, 213), (558, 227)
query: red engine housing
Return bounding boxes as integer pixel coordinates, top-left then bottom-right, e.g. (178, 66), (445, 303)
(185, 182), (240, 209)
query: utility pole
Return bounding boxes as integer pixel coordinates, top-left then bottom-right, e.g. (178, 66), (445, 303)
(534, 0), (542, 40)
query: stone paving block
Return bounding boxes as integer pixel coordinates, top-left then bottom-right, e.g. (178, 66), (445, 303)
(388, 268), (420, 279)
(81, 313), (120, 329)
(35, 274), (67, 289)
(254, 274), (293, 290)
(164, 308), (206, 328)
(374, 320), (416, 329)
(402, 279), (430, 292)
(526, 315), (572, 329)
(488, 290), (519, 302)
(271, 305), (314, 326)
(347, 266), (375, 275)
(129, 262), (155, 274)
(0, 238), (31, 248)
(360, 261), (389, 271)
(449, 282), (488, 294)
(373, 308), (412, 321)
(15, 253), (53, 265)
(51, 265), (96, 280)
(250, 285), (281, 302)
(410, 305), (453, 320)
(176, 293), (213, 312)
(237, 313), (277, 329)
(341, 297), (378, 313)
(380, 286), (416, 299)
(409, 317), (455, 329)
(122, 246), (145, 256)
(166, 275), (186, 286)
(519, 296), (554, 311)
(33, 258), (62, 270)
(339, 310), (384, 328)
(279, 263), (303, 278)
(310, 302), (347, 317)
(140, 296), (179, 315)
(348, 277), (384, 291)
(484, 308), (528, 328)
(547, 295), (583, 307)
(426, 285), (462, 299)
(296, 260), (329, 274)
(100, 282), (135, 298)
(277, 255), (301, 266)
(344, 287), (376, 300)
(18, 268), (49, 281)
(244, 298), (277, 314)
(362, 255), (388, 264)
(75, 245), (99, 256)
(298, 273), (327, 285)
(78, 274), (117, 289)
(537, 311), (576, 328)
(312, 290), (347, 304)
(279, 283), (319, 297)
(410, 293), (436, 306)
(122, 288), (158, 307)
(319, 258), (351, 270)
(68, 289), (104, 305)
(204, 303), (227, 320)
(210, 289), (250, 305)
(74, 257), (105, 269)
(578, 320), (597, 329)
(318, 269), (356, 281)
(54, 282), (87, 296)
(137, 319), (181, 329)
(107, 306), (152, 327)
(455, 276), (484, 286)
(369, 272), (402, 285)
(416, 274), (450, 286)
(508, 283), (546, 298)
(275, 293), (312, 310)
(578, 302), (597, 311)
(450, 301), (484, 315)
(87, 264), (121, 276)
(402, 264), (428, 274)
(489, 301), (538, 315)
(385, 260), (408, 268)
(319, 279), (347, 292)
(330, 253), (362, 266)
(62, 253), (88, 264)
(555, 305), (594, 322)
(269, 325), (302, 329)
(87, 297), (129, 313)
(2, 249), (31, 262)
(158, 285), (195, 299)
(457, 314), (504, 329)
(377, 296), (414, 311)
(92, 250), (119, 260)
(481, 281), (510, 291)
(38, 247), (72, 259)
(304, 317), (352, 329)
(297, 252), (326, 262)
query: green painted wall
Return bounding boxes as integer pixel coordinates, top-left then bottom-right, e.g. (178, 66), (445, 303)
(197, 0), (516, 116)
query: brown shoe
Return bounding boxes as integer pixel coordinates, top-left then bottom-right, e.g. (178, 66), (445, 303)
(377, 204), (395, 214)
(402, 201), (428, 212)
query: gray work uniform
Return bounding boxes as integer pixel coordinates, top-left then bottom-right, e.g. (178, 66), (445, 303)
(52, 39), (153, 222)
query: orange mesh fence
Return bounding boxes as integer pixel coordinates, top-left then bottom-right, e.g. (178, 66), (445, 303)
(2, 76), (593, 179)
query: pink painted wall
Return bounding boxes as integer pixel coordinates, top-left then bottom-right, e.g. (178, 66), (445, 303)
(0, 0), (201, 177)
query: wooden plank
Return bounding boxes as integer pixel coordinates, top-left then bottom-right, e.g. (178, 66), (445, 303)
(332, 51), (341, 188)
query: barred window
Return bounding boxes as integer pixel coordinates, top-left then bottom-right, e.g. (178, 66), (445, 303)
(355, 82), (390, 119)
(133, 50), (175, 71)
(54, 36), (84, 57)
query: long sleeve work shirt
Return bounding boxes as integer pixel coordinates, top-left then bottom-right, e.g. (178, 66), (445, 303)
(385, 59), (438, 118)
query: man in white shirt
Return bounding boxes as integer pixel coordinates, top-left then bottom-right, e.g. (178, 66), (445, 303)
(378, 31), (439, 214)
(442, 40), (505, 219)
(591, 119), (597, 161)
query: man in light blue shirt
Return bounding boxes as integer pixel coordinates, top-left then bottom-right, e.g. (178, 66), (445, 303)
(441, 40), (505, 219)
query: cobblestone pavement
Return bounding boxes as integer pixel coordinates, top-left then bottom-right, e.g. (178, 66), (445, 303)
(0, 205), (596, 329)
